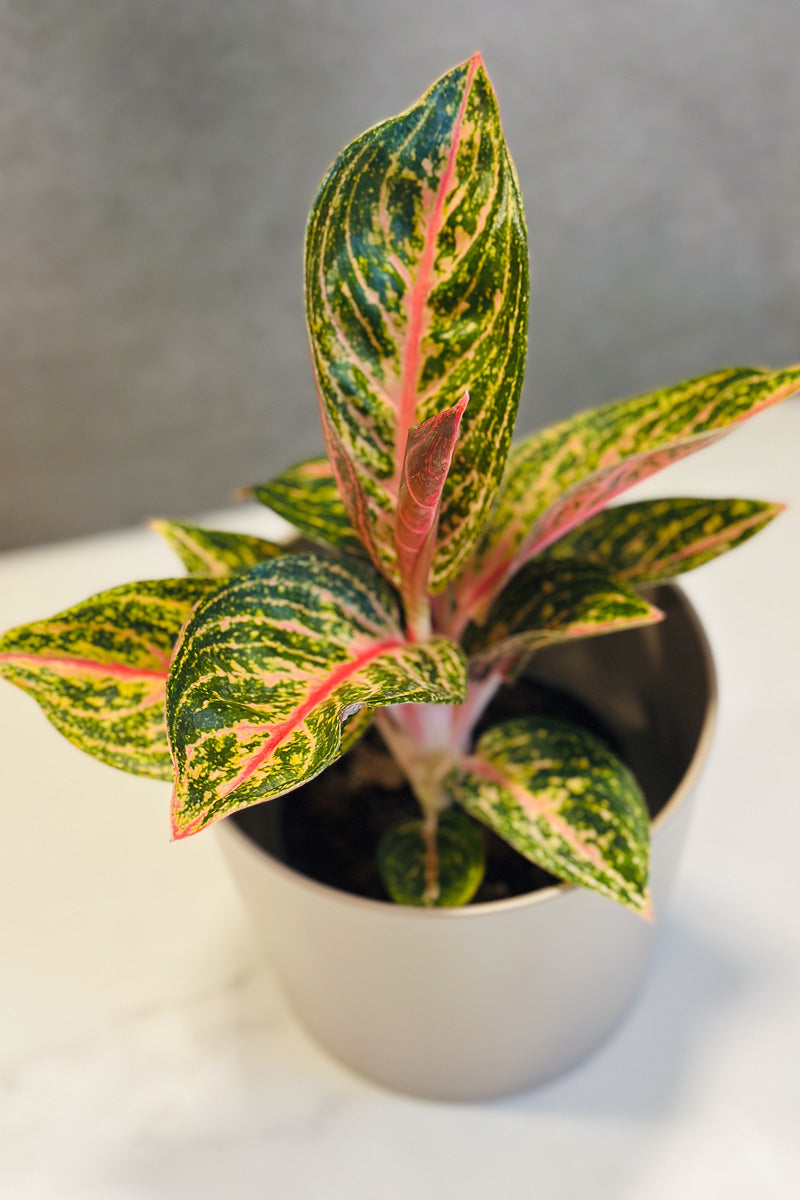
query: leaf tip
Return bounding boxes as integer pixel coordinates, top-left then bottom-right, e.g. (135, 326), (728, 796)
(170, 817), (199, 842)
(169, 789), (204, 842)
(637, 888), (654, 923)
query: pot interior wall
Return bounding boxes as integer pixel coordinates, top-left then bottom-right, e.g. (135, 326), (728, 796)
(530, 583), (712, 816)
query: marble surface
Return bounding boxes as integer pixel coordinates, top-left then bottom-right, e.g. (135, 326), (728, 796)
(1, 402), (799, 1199)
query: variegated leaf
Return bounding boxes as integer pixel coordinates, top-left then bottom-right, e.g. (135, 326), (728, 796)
(464, 561), (663, 671)
(396, 394), (468, 633)
(248, 457), (366, 555)
(0, 579), (217, 779)
(151, 519), (284, 578)
(445, 716), (651, 915)
(377, 809), (486, 907)
(541, 497), (784, 583)
(458, 364), (800, 621)
(305, 55), (528, 590)
(167, 555), (467, 838)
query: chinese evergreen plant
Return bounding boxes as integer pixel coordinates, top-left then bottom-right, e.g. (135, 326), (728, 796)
(2, 57), (798, 915)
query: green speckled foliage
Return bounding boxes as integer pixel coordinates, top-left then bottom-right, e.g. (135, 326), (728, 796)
(167, 555), (466, 838)
(378, 809), (486, 906)
(0, 579), (217, 779)
(152, 519), (284, 577)
(464, 561), (663, 671)
(540, 497), (783, 583)
(457, 364), (800, 622)
(305, 55), (528, 591)
(445, 717), (651, 916)
(249, 458), (364, 556)
(1, 57), (796, 915)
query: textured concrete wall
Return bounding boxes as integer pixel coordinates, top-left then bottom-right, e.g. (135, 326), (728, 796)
(2, 1), (799, 549)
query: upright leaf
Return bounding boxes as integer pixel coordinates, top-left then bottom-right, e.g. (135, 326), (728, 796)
(168, 555), (467, 838)
(0, 579), (217, 779)
(458, 365), (800, 621)
(445, 717), (651, 916)
(248, 458), (365, 555)
(541, 497), (784, 583)
(151, 519), (284, 578)
(305, 54), (528, 589)
(464, 561), (663, 671)
(396, 394), (468, 632)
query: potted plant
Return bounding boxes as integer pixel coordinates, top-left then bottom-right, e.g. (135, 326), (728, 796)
(1, 56), (797, 1100)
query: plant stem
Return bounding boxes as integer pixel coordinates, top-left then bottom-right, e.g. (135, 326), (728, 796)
(422, 810), (441, 905)
(374, 707), (452, 818)
(404, 594), (432, 643)
(450, 670), (504, 752)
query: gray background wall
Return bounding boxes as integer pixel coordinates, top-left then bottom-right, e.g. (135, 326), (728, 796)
(2, 1), (799, 550)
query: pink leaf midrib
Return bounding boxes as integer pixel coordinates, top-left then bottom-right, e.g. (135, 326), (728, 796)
(394, 55), (479, 486)
(0, 650), (169, 683)
(172, 634), (409, 837)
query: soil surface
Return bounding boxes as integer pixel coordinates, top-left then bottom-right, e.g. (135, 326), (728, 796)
(237, 677), (629, 905)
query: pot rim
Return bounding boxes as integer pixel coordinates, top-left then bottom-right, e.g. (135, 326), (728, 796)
(222, 581), (717, 922)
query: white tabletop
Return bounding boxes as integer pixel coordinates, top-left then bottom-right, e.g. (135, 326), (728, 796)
(1, 402), (799, 1199)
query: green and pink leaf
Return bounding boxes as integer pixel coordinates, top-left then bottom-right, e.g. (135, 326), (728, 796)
(541, 497), (784, 583)
(0, 579), (217, 779)
(458, 364), (800, 623)
(248, 457), (365, 555)
(151, 519), (284, 578)
(445, 716), (651, 915)
(377, 809), (485, 906)
(167, 555), (467, 838)
(464, 561), (663, 672)
(305, 55), (528, 588)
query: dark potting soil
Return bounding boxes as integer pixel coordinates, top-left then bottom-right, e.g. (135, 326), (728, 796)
(238, 677), (630, 906)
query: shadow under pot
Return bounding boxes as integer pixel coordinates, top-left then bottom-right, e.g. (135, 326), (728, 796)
(217, 582), (716, 1101)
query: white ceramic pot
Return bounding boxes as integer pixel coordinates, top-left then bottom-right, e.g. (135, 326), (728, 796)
(217, 584), (716, 1101)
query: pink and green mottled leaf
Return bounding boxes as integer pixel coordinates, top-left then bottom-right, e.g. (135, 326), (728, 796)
(377, 809), (485, 907)
(458, 364), (800, 622)
(151, 519), (284, 578)
(445, 716), (651, 915)
(541, 497), (784, 583)
(0, 579), (217, 779)
(247, 457), (366, 556)
(167, 555), (467, 839)
(305, 55), (528, 590)
(464, 561), (663, 672)
(396, 394), (468, 630)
